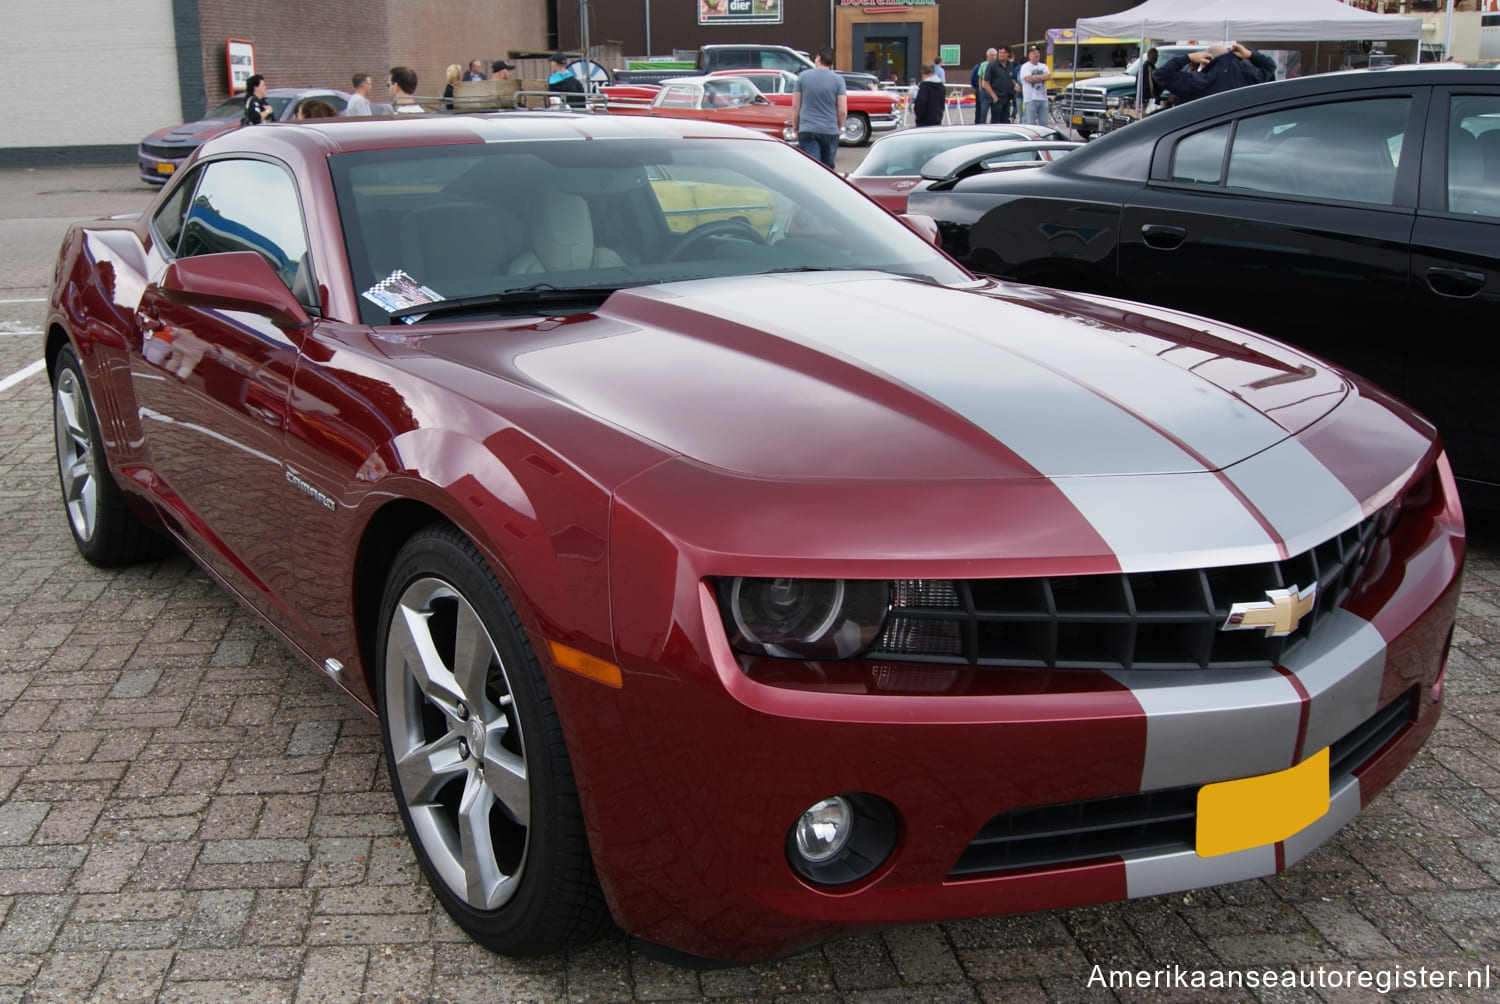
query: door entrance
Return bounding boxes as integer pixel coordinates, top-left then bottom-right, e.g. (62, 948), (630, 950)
(853, 24), (922, 85)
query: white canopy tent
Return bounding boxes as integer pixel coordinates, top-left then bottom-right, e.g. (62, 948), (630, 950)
(1076, 0), (1423, 45)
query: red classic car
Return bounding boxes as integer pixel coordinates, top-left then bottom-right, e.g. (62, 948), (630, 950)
(48, 113), (1462, 965)
(602, 75), (794, 141)
(707, 68), (901, 145)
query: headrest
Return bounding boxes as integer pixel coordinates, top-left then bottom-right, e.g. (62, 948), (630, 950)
(532, 192), (595, 271)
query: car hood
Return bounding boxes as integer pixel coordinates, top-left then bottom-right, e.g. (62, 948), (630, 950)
(439, 272), (1348, 484)
(143, 117), (238, 145)
(1066, 72), (1136, 92)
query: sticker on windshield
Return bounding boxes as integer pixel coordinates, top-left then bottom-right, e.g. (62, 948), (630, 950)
(363, 270), (445, 323)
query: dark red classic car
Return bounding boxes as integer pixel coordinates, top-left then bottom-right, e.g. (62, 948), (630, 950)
(48, 113), (1463, 965)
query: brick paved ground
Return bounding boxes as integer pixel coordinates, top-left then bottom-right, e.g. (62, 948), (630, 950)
(0, 166), (1496, 1002)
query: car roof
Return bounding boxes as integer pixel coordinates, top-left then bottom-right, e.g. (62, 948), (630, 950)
(194, 112), (781, 162)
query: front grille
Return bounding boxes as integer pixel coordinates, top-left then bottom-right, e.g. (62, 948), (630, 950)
(870, 513), (1381, 673)
(1059, 90), (1110, 114)
(950, 689), (1416, 878)
(141, 143), (193, 160)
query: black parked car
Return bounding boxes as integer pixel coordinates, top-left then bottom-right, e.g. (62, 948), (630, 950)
(909, 67), (1500, 502)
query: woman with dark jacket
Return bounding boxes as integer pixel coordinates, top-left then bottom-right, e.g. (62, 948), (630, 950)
(911, 64), (945, 127)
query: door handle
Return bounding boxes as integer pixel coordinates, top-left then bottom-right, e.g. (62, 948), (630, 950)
(1426, 266), (1485, 298)
(1140, 224), (1186, 250)
(894, 181), (916, 190)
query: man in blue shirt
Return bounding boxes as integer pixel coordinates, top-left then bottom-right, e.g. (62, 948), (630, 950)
(792, 48), (847, 168)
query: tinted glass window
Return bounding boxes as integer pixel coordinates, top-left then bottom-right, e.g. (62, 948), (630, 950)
(1170, 124), (1230, 184)
(151, 170), (199, 254)
(1224, 97), (1410, 205)
(1449, 94), (1500, 218)
(177, 159), (309, 290)
(764, 51), (805, 73)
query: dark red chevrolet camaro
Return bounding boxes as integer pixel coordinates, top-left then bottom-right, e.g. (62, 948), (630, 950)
(47, 113), (1463, 964)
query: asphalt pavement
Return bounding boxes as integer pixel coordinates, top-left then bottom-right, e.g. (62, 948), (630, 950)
(0, 159), (1496, 1003)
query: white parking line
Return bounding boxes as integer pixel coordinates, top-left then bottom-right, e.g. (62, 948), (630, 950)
(0, 330), (42, 337)
(0, 298), (46, 304)
(0, 359), (45, 394)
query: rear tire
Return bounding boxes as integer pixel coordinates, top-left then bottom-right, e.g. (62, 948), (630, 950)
(52, 344), (168, 566)
(376, 524), (609, 956)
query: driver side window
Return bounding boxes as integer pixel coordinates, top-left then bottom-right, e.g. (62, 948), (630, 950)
(177, 159), (311, 292)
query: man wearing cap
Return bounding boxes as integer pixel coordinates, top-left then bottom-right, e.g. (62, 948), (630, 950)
(491, 60), (514, 80)
(1019, 46), (1050, 126)
(547, 53), (586, 108)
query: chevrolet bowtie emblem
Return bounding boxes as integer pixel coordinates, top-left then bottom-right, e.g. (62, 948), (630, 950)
(1222, 584), (1317, 637)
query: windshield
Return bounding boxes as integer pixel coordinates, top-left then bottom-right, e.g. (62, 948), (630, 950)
(331, 137), (970, 325)
(852, 130), (1042, 177)
(206, 95), (294, 120)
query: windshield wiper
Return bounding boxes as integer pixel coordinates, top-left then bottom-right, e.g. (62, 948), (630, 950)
(389, 283), (624, 321)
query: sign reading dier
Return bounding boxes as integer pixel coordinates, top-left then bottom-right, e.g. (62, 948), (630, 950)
(227, 39), (256, 94)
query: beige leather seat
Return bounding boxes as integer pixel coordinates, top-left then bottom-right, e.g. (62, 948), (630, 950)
(508, 192), (626, 273)
(399, 201), (521, 284)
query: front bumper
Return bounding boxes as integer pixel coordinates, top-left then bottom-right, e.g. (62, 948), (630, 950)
(545, 460), (1463, 963)
(869, 111), (901, 132)
(137, 146), (186, 185)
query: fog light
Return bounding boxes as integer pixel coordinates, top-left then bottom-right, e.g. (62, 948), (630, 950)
(795, 796), (852, 863)
(785, 792), (898, 886)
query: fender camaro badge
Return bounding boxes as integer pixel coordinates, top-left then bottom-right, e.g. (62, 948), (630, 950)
(1222, 584), (1317, 637)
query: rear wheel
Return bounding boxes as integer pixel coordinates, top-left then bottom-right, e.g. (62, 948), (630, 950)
(52, 345), (168, 566)
(840, 112), (871, 146)
(376, 524), (608, 956)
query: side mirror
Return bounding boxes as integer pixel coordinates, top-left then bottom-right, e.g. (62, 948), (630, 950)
(159, 251), (311, 329)
(900, 213), (942, 248)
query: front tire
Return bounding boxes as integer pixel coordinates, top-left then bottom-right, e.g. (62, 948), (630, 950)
(841, 112), (871, 146)
(376, 524), (608, 956)
(52, 344), (167, 566)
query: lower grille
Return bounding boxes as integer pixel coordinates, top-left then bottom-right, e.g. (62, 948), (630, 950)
(140, 143), (192, 160)
(871, 512), (1382, 673)
(949, 688), (1415, 878)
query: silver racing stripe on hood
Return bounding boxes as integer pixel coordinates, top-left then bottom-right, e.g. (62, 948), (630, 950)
(654, 274), (1367, 568)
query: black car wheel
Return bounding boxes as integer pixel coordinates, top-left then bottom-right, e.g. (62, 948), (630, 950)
(52, 345), (167, 566)
(376, 524), (608, 955)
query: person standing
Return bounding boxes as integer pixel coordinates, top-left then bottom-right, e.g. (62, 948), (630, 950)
(985, 47), (1015, 124)
(464, 60), (487, 82)
(345, 73), (374, 116)
(491, 60), (514, 80)
(791, 47), (847, 169)
(931, 57), (946, 85)
(911, 63), (945, 127)
(1019, 46), (1050, 126)
(389, 66), (423, 113)
(970, 49), (995, 124)
(241, 75), (272, 125)
(547, 53), (586, 109)
(1151, 44), (1274, 105)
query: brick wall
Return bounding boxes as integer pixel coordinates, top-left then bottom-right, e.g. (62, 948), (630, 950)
(195, 0), (547, 110)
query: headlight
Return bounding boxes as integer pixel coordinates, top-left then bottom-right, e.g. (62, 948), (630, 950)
(717, 578), (890, 659)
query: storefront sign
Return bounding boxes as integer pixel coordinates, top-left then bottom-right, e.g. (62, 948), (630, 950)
(699, 0), (783, 26)
(226, 39), (256, 93)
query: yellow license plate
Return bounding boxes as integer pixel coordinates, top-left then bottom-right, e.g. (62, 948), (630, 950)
(156, 163), (175, 175)
(1071, 115), (1084, 125)
(1196, 747), (1329, 857)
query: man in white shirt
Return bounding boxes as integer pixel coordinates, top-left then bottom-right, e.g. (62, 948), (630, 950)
(389, 66), (424, 113)
(1019, 46), (1050, 126)
(345, 73), (373, 116)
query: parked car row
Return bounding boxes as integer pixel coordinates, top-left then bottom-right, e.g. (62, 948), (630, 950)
(138, 88), (352, 184)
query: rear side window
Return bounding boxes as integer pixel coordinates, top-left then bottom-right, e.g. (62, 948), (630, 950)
(1170, 124), (1230, 184)
(151, 171), (198, 254)
(1223, 97), (1410, 205)
(1448, 93), (1500, 218)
